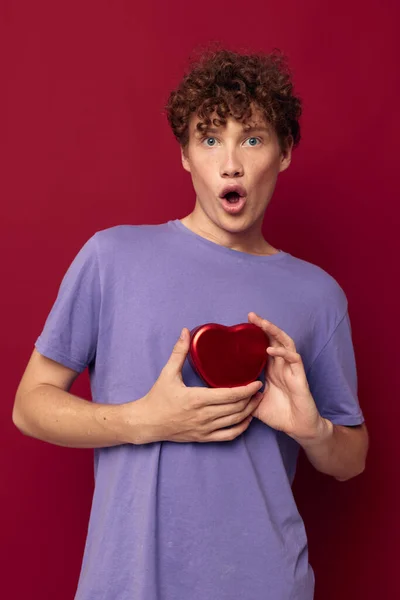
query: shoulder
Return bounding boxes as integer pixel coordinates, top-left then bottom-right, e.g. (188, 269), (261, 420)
(283, 253), (348, 320)
(93, 222), (166, 247)
(88, 222), (170, 260)
(280, 254), (350, 368)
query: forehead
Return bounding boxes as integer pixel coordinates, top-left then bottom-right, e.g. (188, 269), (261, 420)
(189, 106), (270, 136)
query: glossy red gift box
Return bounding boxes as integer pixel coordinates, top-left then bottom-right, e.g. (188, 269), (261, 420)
(188, 322), (270, 388)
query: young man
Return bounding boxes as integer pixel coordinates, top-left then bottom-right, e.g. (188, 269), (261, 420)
(13, 48), (368, 599)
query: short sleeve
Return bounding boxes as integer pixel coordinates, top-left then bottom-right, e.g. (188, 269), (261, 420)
(35, 234), (100, 373)
(306, 311), (365, 426)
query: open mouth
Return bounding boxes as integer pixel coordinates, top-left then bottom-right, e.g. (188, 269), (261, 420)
(219, 185), (247, 214)
(224, 191), (241, 204)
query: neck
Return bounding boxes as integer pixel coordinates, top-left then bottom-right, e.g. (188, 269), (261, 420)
(180, 209), (279, 257)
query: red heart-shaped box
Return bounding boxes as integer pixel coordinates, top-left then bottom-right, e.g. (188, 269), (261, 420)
(188, 323), (270, 388)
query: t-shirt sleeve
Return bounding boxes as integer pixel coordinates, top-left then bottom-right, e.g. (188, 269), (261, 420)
(306, 311), (365, 426)
(35, 234), (100, 373)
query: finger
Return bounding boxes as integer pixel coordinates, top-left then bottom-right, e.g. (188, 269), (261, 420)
(266, 346), (302, 364)
(248, 312), (296, 350)
(266, 346), (305, 376)
(202, 415), (253, 442)
(265, 343), (286, 372)
(208, 393), (263, 424)
(163, 327), (191, 380)
(202, 379), (263, 405)
(269, 354), (286, 371)
(206, 397), (249, 418)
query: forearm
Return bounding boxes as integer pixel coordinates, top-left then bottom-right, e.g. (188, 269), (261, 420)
(13, 383), (138, 448)
(292, 419), (368, 481)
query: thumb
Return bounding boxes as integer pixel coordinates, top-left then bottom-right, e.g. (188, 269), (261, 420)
(164, 327), (191, 379)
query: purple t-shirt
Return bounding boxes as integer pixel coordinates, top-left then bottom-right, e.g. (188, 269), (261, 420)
(35, 219), (364, 600)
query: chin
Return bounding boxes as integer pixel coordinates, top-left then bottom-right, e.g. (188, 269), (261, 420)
(216, 216), (254, 234)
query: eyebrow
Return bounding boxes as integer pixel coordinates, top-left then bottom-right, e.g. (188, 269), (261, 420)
(196, 124), (270, 136)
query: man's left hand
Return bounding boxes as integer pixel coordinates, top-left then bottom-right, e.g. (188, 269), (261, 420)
(247, 311), (327, 441)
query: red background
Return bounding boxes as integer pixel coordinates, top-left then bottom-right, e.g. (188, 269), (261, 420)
(2, 1), (399, 598)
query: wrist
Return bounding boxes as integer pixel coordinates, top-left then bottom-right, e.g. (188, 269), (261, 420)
(118, 396), (158, 445)
(94, 400), (151, 445)
(291, 417), (334, 449)
(94, 403), (133, 445)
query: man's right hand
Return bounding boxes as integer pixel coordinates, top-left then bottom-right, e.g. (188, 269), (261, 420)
(128, 327), (264, 444)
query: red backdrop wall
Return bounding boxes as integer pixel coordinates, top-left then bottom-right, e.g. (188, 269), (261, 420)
(3, 1), (399, 598)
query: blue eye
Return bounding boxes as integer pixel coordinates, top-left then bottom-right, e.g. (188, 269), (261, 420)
(203, 137), (217, 147)
(247, 137), (260, 146)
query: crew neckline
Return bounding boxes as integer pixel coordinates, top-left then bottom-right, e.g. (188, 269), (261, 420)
(167, 219), (289, 262)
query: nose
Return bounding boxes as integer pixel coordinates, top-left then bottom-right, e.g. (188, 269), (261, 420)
(220, 148), (244, 178)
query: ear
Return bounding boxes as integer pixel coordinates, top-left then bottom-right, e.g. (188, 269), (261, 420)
(279, 136), (293, 173)
(181, 146), (191, 173)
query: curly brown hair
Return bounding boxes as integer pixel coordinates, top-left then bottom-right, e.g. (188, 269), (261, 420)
(165, 46), (302, 155)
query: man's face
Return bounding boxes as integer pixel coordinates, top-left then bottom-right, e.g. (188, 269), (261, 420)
(181, 105), (292, 239)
